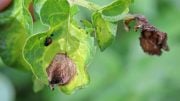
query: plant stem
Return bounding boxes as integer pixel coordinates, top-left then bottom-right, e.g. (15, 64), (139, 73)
(68, 0), (101, 11)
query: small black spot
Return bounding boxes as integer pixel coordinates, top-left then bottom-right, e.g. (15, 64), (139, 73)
(44, 37), (52, 46)
(50, 77), (62, 84)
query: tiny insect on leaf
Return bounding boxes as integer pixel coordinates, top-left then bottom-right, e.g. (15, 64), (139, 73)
(44, 37), (52, 46)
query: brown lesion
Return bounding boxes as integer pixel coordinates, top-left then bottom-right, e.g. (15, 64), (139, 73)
(46, 53), (76, 90)
(124, 15), (169, 55)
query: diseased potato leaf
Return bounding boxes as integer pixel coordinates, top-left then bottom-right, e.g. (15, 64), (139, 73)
(24, 0), (94, 94)
(0, 0), (134, 94)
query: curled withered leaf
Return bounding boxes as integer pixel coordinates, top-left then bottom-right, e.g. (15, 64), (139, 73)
(46, 53), (76, 90)
(124, 15), (169, 55)
(139, 24), (169, 55)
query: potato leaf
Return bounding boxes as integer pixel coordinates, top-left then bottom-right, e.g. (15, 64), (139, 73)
(0, 0), (33, 70)
(92, 12), (117, 51)
(24, 0), (94, 94)
(101, 0), (131, 22)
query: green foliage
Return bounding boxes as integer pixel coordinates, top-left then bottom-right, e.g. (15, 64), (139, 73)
(1, 1), (180, 101)
(0, 0), (132, 94)
(0, 0), (32, 70)
(92, 12), (117, 51)
(101, 0), (131, 22)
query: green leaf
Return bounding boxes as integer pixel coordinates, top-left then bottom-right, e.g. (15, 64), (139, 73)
(81, 20), (94, 35)
(0, 20), (29, 70)
(0, 0), (33, 70)
(101, 0), (131, 22)
(11, 0), (33, 33)
(40, 0), (69, 28)
(70, 5), (79, 17)
(33, 20), (49, 34)
(81, 20), (93, 29)
(24, 0), (94, 94)
(92, 12), (117, 51)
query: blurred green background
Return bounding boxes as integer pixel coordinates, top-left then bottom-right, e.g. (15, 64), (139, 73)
(1, 0), (180, 101)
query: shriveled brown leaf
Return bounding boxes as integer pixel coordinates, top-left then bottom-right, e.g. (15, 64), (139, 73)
(124, 15), (169, 55)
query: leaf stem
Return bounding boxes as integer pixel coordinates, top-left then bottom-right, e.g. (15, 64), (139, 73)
(68, 0), (101, 11)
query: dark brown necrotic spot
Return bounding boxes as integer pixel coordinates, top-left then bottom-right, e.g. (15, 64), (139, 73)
(44, 37), (52, 46)
(0, 0), (12, 12)
(46, 53), (76, 90)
